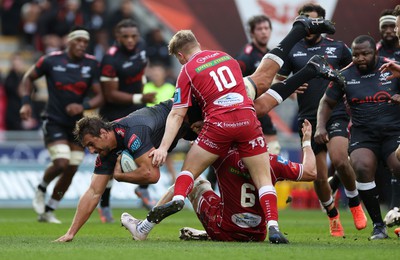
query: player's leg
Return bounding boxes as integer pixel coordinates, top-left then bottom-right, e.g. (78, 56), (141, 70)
(249, 16), (336, 96)
(327, 120), (367, 230)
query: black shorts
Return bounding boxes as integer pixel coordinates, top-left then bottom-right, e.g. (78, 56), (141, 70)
(259, 114), (277, 135)
(298, 116), (349, 155)
(42, 119), (77, 146)
(349, 125), (400, 161)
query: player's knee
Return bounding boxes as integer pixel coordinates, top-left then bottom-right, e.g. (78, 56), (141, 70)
(48, 144), (71, 161)
(188, 179), (212, 203)
(69, 151), (85, 166)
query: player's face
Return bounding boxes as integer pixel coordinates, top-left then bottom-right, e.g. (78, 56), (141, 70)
(69, 37), (89, 58)
(302, 11), (322, 44)
(380, 22), (397, 43)
(117, 27), (140, 51)
(251, 21), (271, 47)
(351, 41), (376, 73)
(82, 132), (112, 157)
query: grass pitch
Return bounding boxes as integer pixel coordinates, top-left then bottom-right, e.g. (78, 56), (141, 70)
(1, 207), (399, 260)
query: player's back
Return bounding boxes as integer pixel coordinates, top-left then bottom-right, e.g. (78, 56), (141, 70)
(179, 50), (253, 119)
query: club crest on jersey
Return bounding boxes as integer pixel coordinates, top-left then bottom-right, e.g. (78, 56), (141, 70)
(174, 88), (181, 103)
(213, 93), (244, 106)
(128, 134), (141, 151)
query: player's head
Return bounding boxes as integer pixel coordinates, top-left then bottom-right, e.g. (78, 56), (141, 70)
(168, 30), (200, 65)
(298, 3), (326, 44)
(115, 19), (140, 51)
(247, 15), (272, 48)
(351, 35), (377, 74)
(393, 5), (400, 44)
(74, 115), (114, 156)
(66, 26), (90, 59)
(148, 62), (167, 86)
(379, 9), (398, 45)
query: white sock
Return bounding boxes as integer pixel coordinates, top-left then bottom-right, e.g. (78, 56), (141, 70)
(138, 218), (156, 233)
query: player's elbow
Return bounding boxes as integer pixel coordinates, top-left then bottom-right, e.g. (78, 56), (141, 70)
(302, 163), (317, 181)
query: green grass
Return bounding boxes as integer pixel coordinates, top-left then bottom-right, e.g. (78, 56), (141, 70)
(1, 208), (399, 260)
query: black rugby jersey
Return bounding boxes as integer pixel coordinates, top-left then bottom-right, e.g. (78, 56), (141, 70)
(99, 40), (148, 120)
(236, 42), (269, 77)
(94, 100), (194, 175)
(376, 40), (400, 62)
(35, 51), (100, 127)
(278, 37), (352, 121)
(326, 57), (400, 127)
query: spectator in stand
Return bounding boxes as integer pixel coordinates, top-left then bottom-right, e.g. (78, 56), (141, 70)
(0, 0), (25, 36)
(143, 63), (177, 183)
(107, 0), (142, 44)
(83, 0), (108, 55)
(145, 28), (173, 71)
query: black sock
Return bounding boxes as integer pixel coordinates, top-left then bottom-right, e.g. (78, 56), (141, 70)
(348, 196), (360, 208)
(329, 174), (341, 194)
(359, 187), (383, 224)
(269, 24), (307, 62)
(139, 185), (149, 189)
(325, 206), (339, 218)
(100, 187), (111, 208)
(390, 177), (400, 208)
(45, 205), (54, 213)
(38, 185), (46, 193)
(270, 65), (316, 101)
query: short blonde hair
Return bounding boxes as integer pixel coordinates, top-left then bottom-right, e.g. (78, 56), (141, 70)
(168, 30), (199, 56)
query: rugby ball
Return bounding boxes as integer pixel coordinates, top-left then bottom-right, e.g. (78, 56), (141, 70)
(120, 150), (138, 173)
(243, 76), (257, 100)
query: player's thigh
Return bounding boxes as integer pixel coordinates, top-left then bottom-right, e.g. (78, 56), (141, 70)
(327, 135), (350, 164)
(350, 148), (378, 182)
(181, 143), (219, 178)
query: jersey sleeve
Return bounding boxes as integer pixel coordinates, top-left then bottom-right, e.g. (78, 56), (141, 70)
(325, 81), (345, 101)
(173, 67), (192, 108)
(277, 59), (292, 77)
(34, 55), (50, 78)
(100, 54), (117, 80)
(93, 154), (117, 175)
(235, 53), (251, 76)
(270, 154), (303, 182)
(91, 60), (101, 85)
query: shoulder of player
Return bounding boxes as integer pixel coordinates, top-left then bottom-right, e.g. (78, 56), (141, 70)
(105, 45), (120, 56)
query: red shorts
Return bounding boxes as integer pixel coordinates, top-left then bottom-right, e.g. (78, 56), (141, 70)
(196, 190), (266, 242)
(196, 109), (267, 158)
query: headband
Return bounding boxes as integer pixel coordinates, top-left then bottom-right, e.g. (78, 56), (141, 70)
(67, 30), (90, 42)
(379, 15), (396, 28)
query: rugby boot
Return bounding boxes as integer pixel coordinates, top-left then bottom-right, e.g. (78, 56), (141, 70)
(307, 55), (345, 85)
(294, 15), (336, 35)
(147, 199), (185, 224)
(350, 204), (367, 230)
(329, 214), (345, 237)
(120, 212), (148, 241)
(369, 223), (389, 240)
(268, 226), (289, 244)
(179, 227), (210, 241)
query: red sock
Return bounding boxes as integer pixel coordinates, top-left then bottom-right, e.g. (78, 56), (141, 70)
(259, 185), (278, 222)
(173, 171), (194, 198)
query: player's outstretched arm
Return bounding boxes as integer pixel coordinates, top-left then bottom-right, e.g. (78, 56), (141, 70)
(299, 119), (316, 181)
(54, 174), (109, 242)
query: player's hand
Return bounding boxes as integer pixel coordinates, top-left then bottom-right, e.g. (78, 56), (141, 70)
(314, 123), (329, 144)
(142, 92), (157, 104)
(53, 234), (74, 242)
(191, 121), (204, 134)
(390, 94), (400, 105)
(19, 104), (32, 120)
(149, 148), (167, 167)
(295, 83), (308, 94)
(66, 103), (84, 116)
(379, 61), (400, 81)
(301, 119), (312, 141)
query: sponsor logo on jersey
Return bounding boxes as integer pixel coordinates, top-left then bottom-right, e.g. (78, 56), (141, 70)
(196, 52), (220, 63)
(53, 65), (66, 72)
(248, 136), (265, 149)
(276, 155), (288, 165)
(195, 55), (231, 73)
(325, 47), (337, 58)
(67, 63), (79, 68)
(307, 46), (321, 51)
(293, 51), (307, 57)
(346, 79), (360, 85)
(213, 93), (244, 106)
(115, 128), (125, 138)
(199, 138), (219, 149)
(128, 134), (142, 151)
(122, 61), (133, 68)
(213, 120), (250, 128)
(231, 213), (262, 228)
(379, 72), (392, 85)
(81, 66), (91, 78)
(95, 156), (102, 167)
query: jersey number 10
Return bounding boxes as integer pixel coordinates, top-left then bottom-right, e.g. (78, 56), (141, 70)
(209, 66), (237, 92)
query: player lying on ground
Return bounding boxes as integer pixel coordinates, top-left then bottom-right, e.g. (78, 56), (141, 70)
(121, 119), (316, 243)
